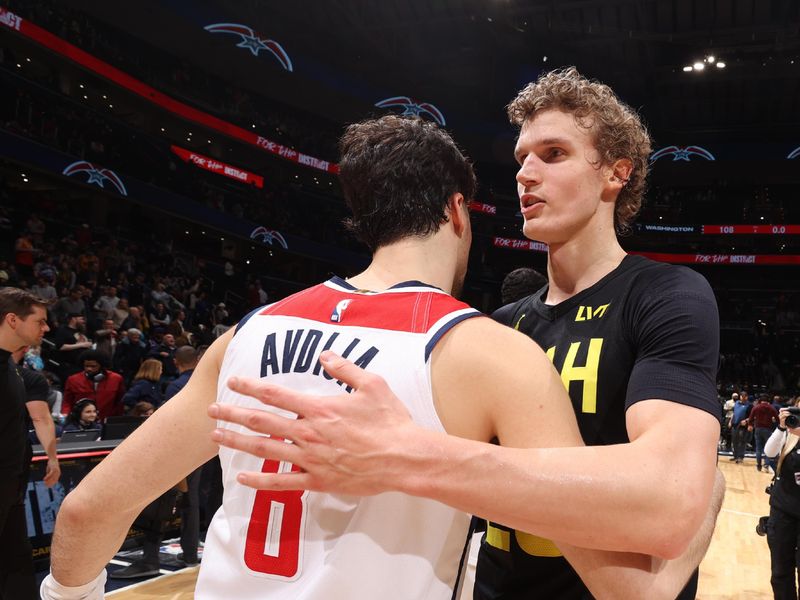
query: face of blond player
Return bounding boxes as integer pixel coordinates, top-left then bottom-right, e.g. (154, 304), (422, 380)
(514, 109), (618, 246)
(6, 305), (49, 348)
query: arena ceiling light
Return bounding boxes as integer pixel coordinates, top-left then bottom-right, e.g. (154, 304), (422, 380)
(684, 55), (723, 73)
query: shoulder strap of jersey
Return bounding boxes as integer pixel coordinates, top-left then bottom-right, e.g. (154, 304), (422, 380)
(423, 303), (483, 362)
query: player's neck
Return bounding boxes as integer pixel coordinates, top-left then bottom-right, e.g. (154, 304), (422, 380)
(544, 227), (626, 305)
(347, 238), (458, 295)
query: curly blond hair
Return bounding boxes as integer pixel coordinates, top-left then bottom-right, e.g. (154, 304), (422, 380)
(507, 67), (651, 234)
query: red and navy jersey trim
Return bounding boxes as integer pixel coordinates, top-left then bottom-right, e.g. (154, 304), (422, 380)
(246, 278), (477, 335)
(424, 311), (482, 361)
(234, 305), (265, 336)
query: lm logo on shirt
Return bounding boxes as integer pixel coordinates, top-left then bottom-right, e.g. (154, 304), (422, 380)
(575, 303), (610, 321)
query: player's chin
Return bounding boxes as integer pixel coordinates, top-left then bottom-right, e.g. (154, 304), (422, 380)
(521, 218), (547, 242)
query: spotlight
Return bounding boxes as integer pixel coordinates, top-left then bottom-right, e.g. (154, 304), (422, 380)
(683, 65), (693, 72)
(706, 55), (715, 63)
(716, 61), (726, 68)
(693, 62), (705, 71)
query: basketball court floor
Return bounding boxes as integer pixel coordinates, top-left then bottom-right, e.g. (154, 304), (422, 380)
(95, 458), (773, 599)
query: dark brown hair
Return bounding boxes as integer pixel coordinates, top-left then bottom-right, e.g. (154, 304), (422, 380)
(338, 115), (477, 251)
(0, 286), (49, 323)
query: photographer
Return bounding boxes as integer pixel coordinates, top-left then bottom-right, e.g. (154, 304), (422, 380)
(764, 399), (800, 599)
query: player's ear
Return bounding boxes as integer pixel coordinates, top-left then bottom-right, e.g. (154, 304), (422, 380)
(447, 193), (469, 237)
(608, 158), (633, 189)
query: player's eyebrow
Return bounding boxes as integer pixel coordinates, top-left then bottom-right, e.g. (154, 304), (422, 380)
(532, 137), (572, 147)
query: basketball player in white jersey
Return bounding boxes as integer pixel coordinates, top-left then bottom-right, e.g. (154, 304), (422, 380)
(42, 116), (716, 600)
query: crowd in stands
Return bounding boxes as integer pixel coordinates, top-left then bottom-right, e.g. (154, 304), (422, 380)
(0, 194), (273, 433)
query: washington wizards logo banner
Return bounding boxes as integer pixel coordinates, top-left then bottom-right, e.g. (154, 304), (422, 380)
(204, 23), (293, 71)
(62, 161), (128, 195)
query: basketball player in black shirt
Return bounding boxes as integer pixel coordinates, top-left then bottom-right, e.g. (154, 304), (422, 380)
(484, 255), (719, 599)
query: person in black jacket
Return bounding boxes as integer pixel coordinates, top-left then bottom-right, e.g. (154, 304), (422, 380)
(0, 287), (50, 600)
(113, 328), (148, 386)
(764, 400), (800, 599)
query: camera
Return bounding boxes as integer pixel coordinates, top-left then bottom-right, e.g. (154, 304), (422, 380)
(786, 407), (800, 428)
(756, 515), (769, 536)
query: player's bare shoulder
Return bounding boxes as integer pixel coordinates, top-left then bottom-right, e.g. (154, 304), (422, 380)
(429, 314), (564, 443)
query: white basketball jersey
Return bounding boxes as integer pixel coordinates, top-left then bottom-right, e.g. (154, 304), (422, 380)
(196, 277), (482, 599)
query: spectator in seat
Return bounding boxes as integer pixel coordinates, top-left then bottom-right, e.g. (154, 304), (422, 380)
(113, 328), (148, 386)
(122, 359), (163, 412)
(31, 277), (57, 303)
(93, 319), (118, 363)
(93, 286), (119, 321)
(112, 298), (129, 330)
(119, 305), (143, 334)
(149, 302), (171, 329)
(150, 332), (178, 384)
(52, 313), (92, 378)
(51, 288), (85, 326)
(62, 398), (102, 433)
(62, 350), (125, 422)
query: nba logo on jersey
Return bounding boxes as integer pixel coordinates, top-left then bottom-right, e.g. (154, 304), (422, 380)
(330, 299), (352, 322)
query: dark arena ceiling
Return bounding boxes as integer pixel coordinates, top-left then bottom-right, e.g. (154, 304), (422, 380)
(70, 0), (800, 164)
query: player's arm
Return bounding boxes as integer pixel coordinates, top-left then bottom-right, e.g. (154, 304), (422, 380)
(27, 400), (61, 487)
(46, 328), (232, 589)
(556, 467), (725, 600)
(433, 319), (721, 599)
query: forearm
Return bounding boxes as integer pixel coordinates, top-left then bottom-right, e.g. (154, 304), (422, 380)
(51, 491), (139, 585)
(556, 468), (725, 599)
(403, 433), (711, 557)
(33, 418), (59, 462)
(59, 343), (85, 351)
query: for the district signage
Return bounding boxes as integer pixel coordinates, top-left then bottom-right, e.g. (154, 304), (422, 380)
(171, 146), (263, 188)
